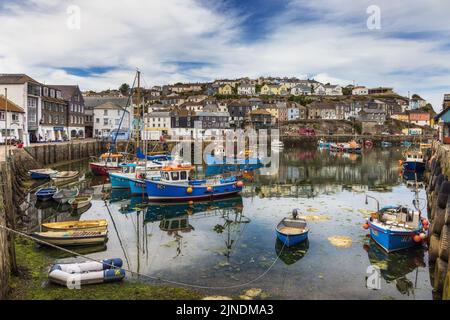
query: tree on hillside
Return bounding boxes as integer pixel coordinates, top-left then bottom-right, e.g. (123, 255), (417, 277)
(119, 83), (130, 96)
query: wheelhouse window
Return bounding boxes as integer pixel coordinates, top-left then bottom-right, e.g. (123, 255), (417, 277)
(171, 171), (180, 181)
(180, 171), (187, 180)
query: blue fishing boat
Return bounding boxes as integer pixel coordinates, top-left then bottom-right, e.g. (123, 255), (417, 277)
(145, 164), (243, 202)
(29, 169), (58, 179)
(365, 205), (427, 253)
(35, 187), (59, 201)
(276, 210), (309, 247)
(109, 162), (161, 191)
(402, 151), (425, 173)
(129, 177), (148, 195)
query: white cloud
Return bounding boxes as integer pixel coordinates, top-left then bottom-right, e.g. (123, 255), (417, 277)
(0, 0), (449, 109)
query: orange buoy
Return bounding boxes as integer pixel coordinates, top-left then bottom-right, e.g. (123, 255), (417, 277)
(398, 160), (403, 165)
(188, 200), (194, 206)
(413, 234), (422, 243)
(206, 186), (213, 192)
(236, 181), (244, 188)
(186, 187), (193, 194)
(363, 223), (369, 230)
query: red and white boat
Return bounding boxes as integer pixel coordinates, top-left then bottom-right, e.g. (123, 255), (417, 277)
(89, 153), (126, 176)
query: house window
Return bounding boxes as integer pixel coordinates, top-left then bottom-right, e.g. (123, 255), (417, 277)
(0, 111), (4, 120)
(96, 118), (100, 123)
(104, 118), (109, 125)
(104, 110), (108, 116)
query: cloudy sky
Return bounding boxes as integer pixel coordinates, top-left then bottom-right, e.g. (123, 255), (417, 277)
(1, 0), (449, 110)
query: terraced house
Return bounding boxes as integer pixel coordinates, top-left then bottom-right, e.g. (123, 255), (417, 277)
(0, 73), (41, 144)
(40, 86), (67, 141)
(52, 85), (86, 139)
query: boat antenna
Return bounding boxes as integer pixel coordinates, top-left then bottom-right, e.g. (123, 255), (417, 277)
(365, 194), (380, 212)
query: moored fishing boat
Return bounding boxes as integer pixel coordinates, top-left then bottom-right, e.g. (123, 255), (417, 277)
(402, 151), (425, 173)
(363, 203), (428, 253)
(52, 187), (79, 204)
(35, 187), (58, 201)
(42, 219), (108, 231)
(89, 153), (126, 176)
(276, 210), (309, 247)
(29, 168), (59, 179)
(68, 195), (93, 210)
(109, 162), (161, 191)
(145, 164), (243, 202)
(51, 171), (80, 186)
(32, 229), (108, 246)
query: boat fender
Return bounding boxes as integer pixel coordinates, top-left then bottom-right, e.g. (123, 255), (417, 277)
(413, 234), (422, 243)
(102, 258), (123, 270)
(103, 269), (126, 283)
(186, 187), (193, 194)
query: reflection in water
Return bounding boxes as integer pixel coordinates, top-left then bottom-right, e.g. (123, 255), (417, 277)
(275, 239), (309, 266)
(25, 146), (434, 299)
(364, 240), (426, 296)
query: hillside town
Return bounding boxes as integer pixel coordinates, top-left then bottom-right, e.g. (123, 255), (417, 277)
(1, 73), (449, 145)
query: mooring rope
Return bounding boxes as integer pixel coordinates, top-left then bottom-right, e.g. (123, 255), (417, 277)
(0, 223), (286, 290)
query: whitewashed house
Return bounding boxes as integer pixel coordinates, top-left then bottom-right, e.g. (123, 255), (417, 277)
(0, 74), (42, 145)
(287, 106), (300, 121)
(93, 102), (131, 138)
(291, 84), (312, 96)
(0, 95), (26, 144)
(352, 86), (368, 95)
(237, 84), (255, 96)
(324, 85), (343, 96)
(144, 111), (171, 140)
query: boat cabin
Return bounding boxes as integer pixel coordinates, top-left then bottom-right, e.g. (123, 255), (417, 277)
(160, 165), (193, 182)
(405, 152), (424, 163)
(99, 153), (124, 166)
(119, 163), (137, 174)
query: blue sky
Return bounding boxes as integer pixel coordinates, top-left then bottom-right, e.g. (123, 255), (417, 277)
(0, 0), (449, 109)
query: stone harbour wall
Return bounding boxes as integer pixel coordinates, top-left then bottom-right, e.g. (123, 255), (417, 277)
(425, 141), (450, 299)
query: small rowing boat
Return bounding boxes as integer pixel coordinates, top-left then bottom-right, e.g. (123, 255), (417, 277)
(42, 219), (108, 232)
(68, 195), (93, 210)
(29, 168), (59, 179)
(52, 187), (79, 204)
(35, 187), (58, 201)
(276, 210), (309, 247)
(51, 171), (80, 186)
(32, 229), (108, 246)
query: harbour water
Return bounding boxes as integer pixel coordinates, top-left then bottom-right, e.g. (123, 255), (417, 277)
(25, 145), (434, 300)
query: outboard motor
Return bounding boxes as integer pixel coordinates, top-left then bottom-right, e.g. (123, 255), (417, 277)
(292, 209), (298, 220)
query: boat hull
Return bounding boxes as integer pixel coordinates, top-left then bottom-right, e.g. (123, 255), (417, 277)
(403, 161), (425, 173)
(276, 230), (309, 247)
(90, 163), (120, 176)
(145, 180), (242, 202)
(30, 171), (55, 179)
(109, 173), (132, 189)
(368, 220), (420, 252)
(32, 233), (108, 247)
(129, 178), (147, 195)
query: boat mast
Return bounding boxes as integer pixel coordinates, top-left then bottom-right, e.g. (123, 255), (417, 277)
(135, 70), (141, 154)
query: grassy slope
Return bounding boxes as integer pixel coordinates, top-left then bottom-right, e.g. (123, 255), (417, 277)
(8, 238), (203, 300)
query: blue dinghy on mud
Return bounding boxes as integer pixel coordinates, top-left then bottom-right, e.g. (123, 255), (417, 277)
(276, 210), (309, 247)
